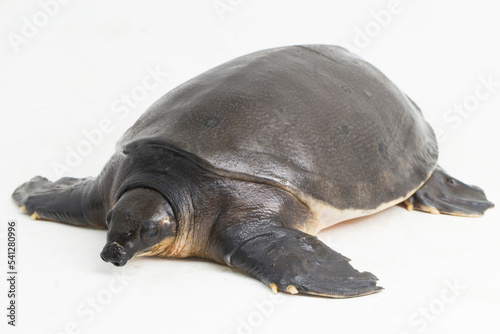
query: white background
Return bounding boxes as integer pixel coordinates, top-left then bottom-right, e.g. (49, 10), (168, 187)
(1, 0), (499, 333)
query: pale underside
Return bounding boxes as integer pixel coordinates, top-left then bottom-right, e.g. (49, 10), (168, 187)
(304, 169), (434, 235)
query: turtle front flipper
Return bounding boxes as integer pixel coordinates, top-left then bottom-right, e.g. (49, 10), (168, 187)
(405, 165), (494, 217)
(215, 222), (381, 298)
(12, 175), (107, 227)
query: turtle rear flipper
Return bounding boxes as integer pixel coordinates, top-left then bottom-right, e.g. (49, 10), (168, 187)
(405, 165), (494, 217)
(13, 175), (107, 227)
(217, 222), (381, 298)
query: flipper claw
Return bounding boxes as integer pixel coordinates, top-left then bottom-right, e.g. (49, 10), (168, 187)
(428, 208), (440, 215)
(404, 200), (414, 212)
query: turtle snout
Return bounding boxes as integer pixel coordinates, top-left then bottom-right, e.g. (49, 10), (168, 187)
(100, 242), (128, 267)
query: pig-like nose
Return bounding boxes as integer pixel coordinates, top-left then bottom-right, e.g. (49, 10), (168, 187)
(100, 242), (128, 267)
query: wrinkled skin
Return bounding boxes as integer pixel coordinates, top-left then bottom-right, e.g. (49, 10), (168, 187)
(100, 188), (177, 266)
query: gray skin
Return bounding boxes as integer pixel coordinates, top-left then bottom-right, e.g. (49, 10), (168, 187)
(13, 45), (494, 298)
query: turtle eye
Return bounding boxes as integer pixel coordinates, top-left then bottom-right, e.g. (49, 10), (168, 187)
(140, 220), (160, 243)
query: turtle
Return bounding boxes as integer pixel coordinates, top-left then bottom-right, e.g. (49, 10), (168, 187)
(13, 45), (494, 298)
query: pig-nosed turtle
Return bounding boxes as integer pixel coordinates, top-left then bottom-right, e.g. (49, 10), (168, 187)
(13, 45), (494, 298)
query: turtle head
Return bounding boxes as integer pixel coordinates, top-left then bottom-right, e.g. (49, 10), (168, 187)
(100, 188), (177, 266)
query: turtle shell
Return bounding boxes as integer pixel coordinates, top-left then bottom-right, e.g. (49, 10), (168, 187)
(118, 45), (438, 217)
